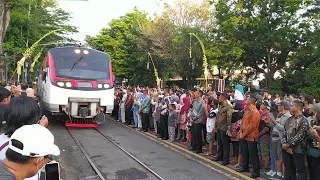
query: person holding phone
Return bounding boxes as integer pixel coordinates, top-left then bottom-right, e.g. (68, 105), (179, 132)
(0, 124), (60, 180)
(0, 96), (49, 180)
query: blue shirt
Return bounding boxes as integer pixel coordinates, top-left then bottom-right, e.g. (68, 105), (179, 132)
(141, 95), (151, 113)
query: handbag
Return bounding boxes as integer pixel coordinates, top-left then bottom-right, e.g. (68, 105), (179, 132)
(307, 148), (320, 158)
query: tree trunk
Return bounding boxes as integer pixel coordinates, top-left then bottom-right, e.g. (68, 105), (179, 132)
(0, 0), (10, 82)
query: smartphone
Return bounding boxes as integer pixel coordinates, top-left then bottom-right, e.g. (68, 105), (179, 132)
(45, 161), (60, 180)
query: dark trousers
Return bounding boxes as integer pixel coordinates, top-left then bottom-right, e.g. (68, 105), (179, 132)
(307, 155), (320, 180)
(160, 114), (168, 139)
(217, 130), (231, 163)
(232, 141), (240, 157)
(202, 123), (207, 144)
(149, 114), (154, 130)
(141, 113), (150, 132)
(156, 121), (161, 134)
(191, 123), (203, 153)
(113, 104), (119, 119)
(125, 108), (131, 125)
(240, 139), (260, 174)
(283, 150), (307, 180)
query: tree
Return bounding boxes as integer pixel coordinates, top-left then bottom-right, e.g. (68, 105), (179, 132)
(0, 0), (11, 80)
(86, 8), (156, 86)
(139, 0), (215, 85)
(214, 0), (307, 90)
(279, 0), (320, 97)
(3, 0), (77, 80)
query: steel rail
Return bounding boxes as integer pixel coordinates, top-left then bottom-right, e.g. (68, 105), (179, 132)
(93, 128), (166, 180)
(66, 128), (106, 180)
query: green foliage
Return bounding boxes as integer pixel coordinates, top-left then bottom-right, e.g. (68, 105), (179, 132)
(298, 66), (320, 97)
(86, 9), (155, 86)
(81, 0), (320, 93)
(3, 0), (77, 80)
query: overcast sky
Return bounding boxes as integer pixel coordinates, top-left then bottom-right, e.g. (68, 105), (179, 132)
(57, 0), (168, 41)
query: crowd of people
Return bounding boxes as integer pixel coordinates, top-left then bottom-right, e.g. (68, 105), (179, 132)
(0, 82), (60, 180)
(112, 85), (320, 179)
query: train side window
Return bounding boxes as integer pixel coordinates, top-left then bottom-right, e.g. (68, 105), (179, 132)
(42, 68), (47, 81)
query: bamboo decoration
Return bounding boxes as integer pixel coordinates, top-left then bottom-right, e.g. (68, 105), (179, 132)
(30, 48), (43, 72)
(189, 33), (209, 91)
(17, 29), (64, 78)
(147, 52), (161, 88)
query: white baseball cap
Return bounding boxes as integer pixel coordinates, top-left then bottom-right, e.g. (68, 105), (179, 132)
(8, 124), (60, 157)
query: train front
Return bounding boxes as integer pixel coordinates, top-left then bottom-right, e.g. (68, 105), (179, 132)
(45, 47), (114, 127)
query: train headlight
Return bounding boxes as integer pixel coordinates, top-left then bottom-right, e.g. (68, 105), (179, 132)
(75, 49), (81, 54)
(57, 82), (65, 87)
(97, 84), (103, 88)
(65, 82), (72, 88)
(104, 84), (110, 88)
(83, 50), (89, 54)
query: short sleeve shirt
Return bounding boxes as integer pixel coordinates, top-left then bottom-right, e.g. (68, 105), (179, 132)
(0, 161), (15, 180)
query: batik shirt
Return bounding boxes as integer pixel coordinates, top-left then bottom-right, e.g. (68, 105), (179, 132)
(281, 114), (309, 154)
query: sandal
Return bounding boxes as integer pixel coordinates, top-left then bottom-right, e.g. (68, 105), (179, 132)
(204, 152), (213, 156)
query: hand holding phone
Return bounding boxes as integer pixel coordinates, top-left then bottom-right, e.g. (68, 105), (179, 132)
(45, 161), (60, 180)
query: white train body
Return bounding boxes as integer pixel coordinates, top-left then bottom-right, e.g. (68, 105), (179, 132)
(38, 46), (114, 121)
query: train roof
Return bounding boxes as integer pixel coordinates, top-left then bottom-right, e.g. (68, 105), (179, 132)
(48, 46), (110, 57)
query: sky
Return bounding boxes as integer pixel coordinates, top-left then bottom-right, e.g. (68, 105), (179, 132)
(57, 0), (169, 41)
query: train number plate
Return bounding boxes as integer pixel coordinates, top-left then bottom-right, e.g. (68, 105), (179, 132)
(77, 82), (92, 87)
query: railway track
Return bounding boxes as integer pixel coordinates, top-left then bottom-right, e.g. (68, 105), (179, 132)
(66, 127), (165, 180)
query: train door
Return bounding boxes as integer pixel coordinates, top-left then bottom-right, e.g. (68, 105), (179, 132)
(38, 56), (49, 103)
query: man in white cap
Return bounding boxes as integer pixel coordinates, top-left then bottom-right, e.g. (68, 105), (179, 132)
(0, 124), (60, 180)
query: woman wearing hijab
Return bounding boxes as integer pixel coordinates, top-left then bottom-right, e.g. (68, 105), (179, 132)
(137, 91), (144, 130)
(151, 92), (159, 132)
(178, 96), (190, 142)
(234, 84), (245, 108)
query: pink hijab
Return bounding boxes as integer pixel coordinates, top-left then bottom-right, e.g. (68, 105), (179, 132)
(180, 96), (190, 115)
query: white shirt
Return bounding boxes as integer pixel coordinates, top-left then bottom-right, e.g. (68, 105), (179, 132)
(206, 108), (218, 132)
(0, 134), (40, 180)
(120, 94), (127, 108)
(234, 90), (244, 101)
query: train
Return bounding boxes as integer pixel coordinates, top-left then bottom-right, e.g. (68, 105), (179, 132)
(37, 45), (114, 127)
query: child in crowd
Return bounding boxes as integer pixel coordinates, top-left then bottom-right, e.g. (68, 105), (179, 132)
(231, 101), (243, 168)
(168, 103), (178, 142)
(132, 96), (139, 129)
(205, 98), (219, 156)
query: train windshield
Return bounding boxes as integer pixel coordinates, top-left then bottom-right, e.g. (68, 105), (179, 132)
(50, 48), (110, 80)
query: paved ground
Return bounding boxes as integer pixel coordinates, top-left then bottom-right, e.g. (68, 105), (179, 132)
(48, 121), (100, 180)
(95, 118), (234, 180)
(68, 128), (159, 180)
(49, 117), (245, 180)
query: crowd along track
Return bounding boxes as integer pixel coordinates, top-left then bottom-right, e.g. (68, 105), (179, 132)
(66, 127), (166, 180)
